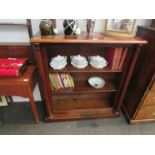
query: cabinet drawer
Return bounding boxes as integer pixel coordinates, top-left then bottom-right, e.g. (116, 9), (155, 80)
(142, 92), (155, 106)
(135, 105), (155, 120)
(150, 81), (155, 91)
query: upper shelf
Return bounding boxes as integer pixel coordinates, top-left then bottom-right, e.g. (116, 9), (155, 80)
(31, 32), (147, 44)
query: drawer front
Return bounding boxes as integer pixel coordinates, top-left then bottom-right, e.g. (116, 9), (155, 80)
(150, 81), (155, 91)
(142, 92), (155, 106)
(135, 105), (155, 120)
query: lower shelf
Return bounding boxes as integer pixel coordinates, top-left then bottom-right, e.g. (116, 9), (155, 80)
(45, 98), (119, 121)
(53, 98), (111, 112)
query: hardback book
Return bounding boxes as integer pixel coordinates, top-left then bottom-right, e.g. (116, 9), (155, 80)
(106, 48), (120, 69)
(118, 48), (128, 70)
(114, 48), (123, 70)
(49, 74), (58, 90)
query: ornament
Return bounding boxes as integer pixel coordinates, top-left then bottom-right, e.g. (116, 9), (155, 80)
(63, 19), (81, 36)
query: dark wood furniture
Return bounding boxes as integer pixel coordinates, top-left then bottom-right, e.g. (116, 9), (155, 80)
(0, 20), (39, 123)
(31, 32), (147, 121)
(151, 20), (155, 28)
(122, 26), (155, 124)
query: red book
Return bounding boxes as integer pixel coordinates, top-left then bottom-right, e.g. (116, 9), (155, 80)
(114, 48), (123, 70)
(118, 48), (128, 70)
(111, 48), (120, 69)
(106, 48), (115, 69)
(53, 74), (61, 89)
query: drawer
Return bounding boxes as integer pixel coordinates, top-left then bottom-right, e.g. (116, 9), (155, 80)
(150, 81), (155, 91)
(135, 105), (155, 120)
(142, 92), (155, 106)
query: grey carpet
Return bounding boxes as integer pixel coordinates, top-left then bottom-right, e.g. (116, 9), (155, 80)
(0, 102), (155, 135)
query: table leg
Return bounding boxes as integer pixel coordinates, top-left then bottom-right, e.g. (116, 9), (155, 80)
(27, 87), (40, 123)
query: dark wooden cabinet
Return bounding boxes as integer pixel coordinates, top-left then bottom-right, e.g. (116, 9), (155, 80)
(31, 32), (147, 121)
(122, 26), (155, 124)
(151, 19), (155, 28)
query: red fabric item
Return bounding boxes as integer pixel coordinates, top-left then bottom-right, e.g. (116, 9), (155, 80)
(0, 58), (27, 77)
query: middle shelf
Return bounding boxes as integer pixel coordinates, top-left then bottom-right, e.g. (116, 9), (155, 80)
(49, 65), (123, 73)
(51, 80), (117, 95)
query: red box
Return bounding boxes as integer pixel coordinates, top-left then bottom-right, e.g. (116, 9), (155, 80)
(0, 58), (27, 77)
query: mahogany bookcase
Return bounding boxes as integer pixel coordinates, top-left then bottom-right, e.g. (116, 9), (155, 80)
(31, 32), (147, 121)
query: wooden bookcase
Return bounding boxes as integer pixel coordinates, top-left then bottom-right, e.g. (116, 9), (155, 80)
(31, 32), (147, 121)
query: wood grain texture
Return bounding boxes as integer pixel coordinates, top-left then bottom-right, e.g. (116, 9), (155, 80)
(122, 26), (155, 123)
(31, 32), (146, 121)
(31, 32), (147, 44)
(49, 65), (122, 73)
(51, 80), (117, 95)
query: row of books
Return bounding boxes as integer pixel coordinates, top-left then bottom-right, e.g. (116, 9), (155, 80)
(106, 47), (128, 70)
(49, 73), (74, 91)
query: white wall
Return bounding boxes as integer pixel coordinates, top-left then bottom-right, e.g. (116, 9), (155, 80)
(0, 19), (152, 102)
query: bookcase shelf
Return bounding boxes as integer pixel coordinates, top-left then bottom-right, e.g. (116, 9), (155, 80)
(49, 65), (123, 73)
(51, 80), (117, 95)
(31, 32), (147, 121)
(53, 98), (111, 112)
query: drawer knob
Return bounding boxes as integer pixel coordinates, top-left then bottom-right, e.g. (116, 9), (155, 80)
(152, 112), (155, 116)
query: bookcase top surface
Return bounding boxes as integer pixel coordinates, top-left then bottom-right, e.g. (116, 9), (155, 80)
(31, 32), (147, 44)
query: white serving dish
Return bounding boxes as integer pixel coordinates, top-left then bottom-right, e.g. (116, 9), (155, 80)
(88, 77), (105, 89)
(71, 62), (88, 69)
(51, 55), (67, 63)
(50, 55), (67, 69)
(89, 61), (107, 69)
(89, 55), (108, 69)
(70, 55), (88, 68)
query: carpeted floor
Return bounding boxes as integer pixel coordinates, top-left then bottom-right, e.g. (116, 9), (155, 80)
(0, 102), (155, 135)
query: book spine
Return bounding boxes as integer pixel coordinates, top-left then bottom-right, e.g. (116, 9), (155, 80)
(118, 48), (128, 70)
(49, 74), (54, 91)
(57, 74), (64, 88)
(66, 74), (72, 87)
(68, 74), (74, 88)
(106, 48), (114, 68)
(53, 74), (61, 89)
(112, 48), (119, 69)
(60, 74), (69, 88)
(114, 48), (123, 70)
(49, 74), (58, 90)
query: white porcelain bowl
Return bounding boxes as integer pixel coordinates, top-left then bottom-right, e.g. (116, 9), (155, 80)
(50, 55), (67, 69)
(88, 77), (105, 89)
(89, 55), (108, 68)
(70, 55), (88, 68)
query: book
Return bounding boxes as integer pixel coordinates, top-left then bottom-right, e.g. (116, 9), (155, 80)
(68, 74), (74, 88)
(60, 74), (69, 88)
(114, 48), (123, 70)
(53, 73), (61, 89)
(112, 48), (120, 69)
(118, 48), (128, 70)
(106, 48), (120, 69)
(49, 74), (58, 90)
(57, 74), (64, 88)
(106, 48), (115, 69)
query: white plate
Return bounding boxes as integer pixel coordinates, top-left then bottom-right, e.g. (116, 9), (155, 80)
(88, 77), (105, 89)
